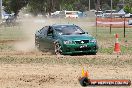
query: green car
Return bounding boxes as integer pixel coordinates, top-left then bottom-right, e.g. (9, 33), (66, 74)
(35, 24), (98, 55)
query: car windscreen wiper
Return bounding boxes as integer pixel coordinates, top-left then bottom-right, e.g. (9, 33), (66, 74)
(63, 33), (72, 35)
(79, 32), (85, 34)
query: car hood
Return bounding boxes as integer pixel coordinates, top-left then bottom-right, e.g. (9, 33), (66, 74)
(59, 34), (94, 41)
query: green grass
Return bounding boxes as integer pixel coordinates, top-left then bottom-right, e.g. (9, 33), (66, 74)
(0, 26), (25, 40)
(121, 45), (132, 54)
(99, 47), (113, 54)
(0, 43), (14, 51)
(0, 26), (25, 51)
(84, 26), (132, 39)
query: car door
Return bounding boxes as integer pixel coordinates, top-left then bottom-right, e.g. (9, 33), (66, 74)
(38, 26), (49, 49)
(42, 26), (55, 50)
(37, 26), (48, 39)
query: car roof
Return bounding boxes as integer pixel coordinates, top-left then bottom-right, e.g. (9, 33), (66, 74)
(52, 24), (77, 28)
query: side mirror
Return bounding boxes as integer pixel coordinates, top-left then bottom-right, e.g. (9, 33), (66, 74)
(128, 20), (132, 25)
(47, 33), (54, 38)
(47, 33), (52, 36)
(85, 32), (88, 34)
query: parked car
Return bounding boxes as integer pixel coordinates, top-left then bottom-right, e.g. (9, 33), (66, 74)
(102, 10), (117, 18)
(51, 11), (83, 18)
(128, 20), (132, 25)
(65, 11), (79, 18)
(95, 11), (103, 17)
(35, 24), (98, 55)
(125, 13), (132, 18)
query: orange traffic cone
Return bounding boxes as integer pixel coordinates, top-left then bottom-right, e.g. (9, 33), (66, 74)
(82, 68), (89, 77)
(84, 71), (89, 77)
(114, 34), (121, 53)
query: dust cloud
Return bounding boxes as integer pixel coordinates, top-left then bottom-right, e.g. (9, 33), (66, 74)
(13, 14), (67, 52)
(14, 15), (46, 52)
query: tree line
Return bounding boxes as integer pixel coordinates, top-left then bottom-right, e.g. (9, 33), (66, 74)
(3, 0), (132, 16)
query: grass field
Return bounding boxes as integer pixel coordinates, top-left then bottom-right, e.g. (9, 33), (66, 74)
(0, 18), (132, 88)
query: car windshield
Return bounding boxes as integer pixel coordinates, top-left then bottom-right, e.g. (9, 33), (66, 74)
(54, 25), (85, 35)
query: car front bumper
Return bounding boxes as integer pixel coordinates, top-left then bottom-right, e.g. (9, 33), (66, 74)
(62, 43), (98, 55)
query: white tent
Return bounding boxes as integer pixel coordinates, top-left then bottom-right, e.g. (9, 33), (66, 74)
(118, 9), (126, 16)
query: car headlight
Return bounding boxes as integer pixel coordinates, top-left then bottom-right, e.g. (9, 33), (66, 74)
(90, 39), (97, 43)
(63, 40), (73, 44)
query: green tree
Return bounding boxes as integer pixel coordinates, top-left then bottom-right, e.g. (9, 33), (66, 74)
(124, 0), (132, 13)
(3, 0), (132, 16)
(3, 0), (29, 16)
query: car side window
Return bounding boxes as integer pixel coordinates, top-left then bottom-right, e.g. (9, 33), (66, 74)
(39, 26), (48, 35)
(47, 26), (54, 36)
(39, 27), (44, 34)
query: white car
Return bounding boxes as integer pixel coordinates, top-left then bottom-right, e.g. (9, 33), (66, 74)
(128, 20), (132, 25)
(95, 11), (103, 17)
(65, 11), (79, 18)
(125, 13), (132, 18)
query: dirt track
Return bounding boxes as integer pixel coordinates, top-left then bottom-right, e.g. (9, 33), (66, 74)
(0, 62), (132, 88)
(0, 39), (132, 88)
(0, 51), (132, 88)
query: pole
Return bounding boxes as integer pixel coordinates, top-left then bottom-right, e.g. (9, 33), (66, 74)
(124, 16), (125, 38)
(110, 0), (112, 34)
(123, 0), (125, 38)
(96, 0), (99, 37)
(0, 0), (2, 20)
(96, 17), (97, 37)
(89, 0), (90, 11)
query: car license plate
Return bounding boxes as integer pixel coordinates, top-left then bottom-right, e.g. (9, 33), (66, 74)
(80, 45), (87, 48)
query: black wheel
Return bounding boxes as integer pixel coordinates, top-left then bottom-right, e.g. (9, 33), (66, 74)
(79, 77), (91, 87)
(35, 36), (41, 49)
(54, 42), (62, 55)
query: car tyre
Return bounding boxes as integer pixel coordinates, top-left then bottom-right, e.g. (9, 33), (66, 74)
(79, 77), (91, 87)
(55, 42), (62, 55)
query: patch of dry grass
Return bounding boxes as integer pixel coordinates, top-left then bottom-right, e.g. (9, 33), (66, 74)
(0, 55), (132, 67)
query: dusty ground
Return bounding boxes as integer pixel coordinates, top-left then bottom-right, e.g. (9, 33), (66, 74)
(0, 52), (132, 88)
(0, 63), (132, 88)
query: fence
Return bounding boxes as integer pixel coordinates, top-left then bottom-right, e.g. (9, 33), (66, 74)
(96, 18), (132, 28)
